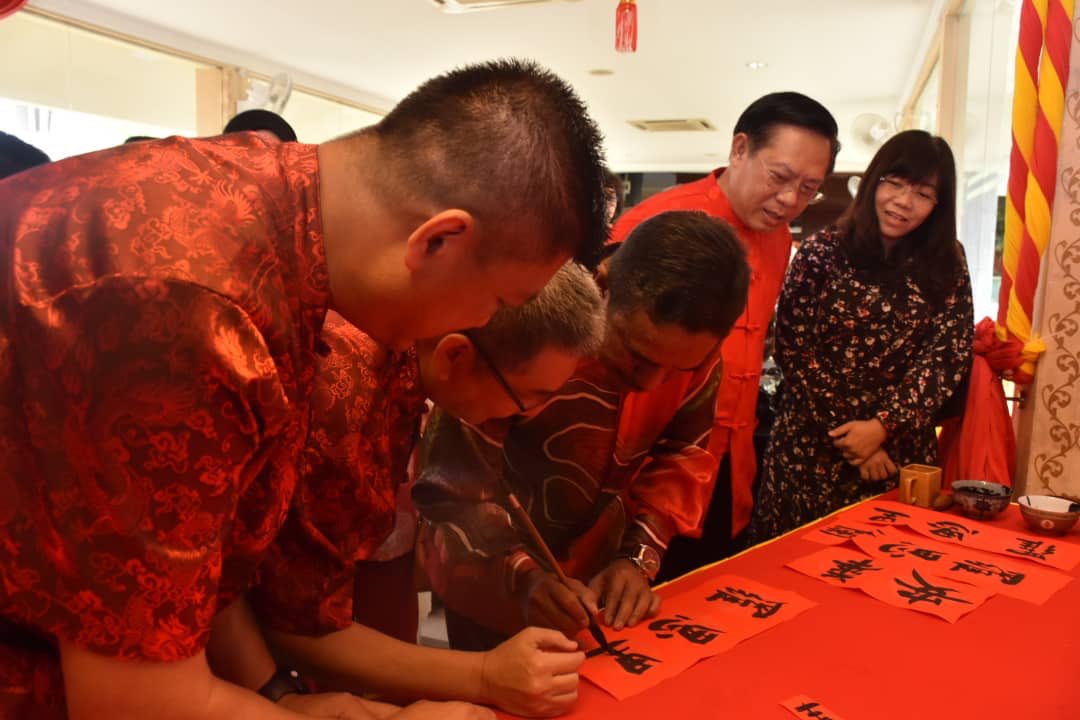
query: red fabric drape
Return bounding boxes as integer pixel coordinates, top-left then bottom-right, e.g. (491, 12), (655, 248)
(939, 318), (1020, 488)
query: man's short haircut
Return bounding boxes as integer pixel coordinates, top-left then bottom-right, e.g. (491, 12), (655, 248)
(734, 92), (841, 174)
(607, 210), (750, 339)
(369, 58), (609, 267)
(0, 132), (50, 179)
(224, 109), (298, 142)
(469, 262), (603, 372)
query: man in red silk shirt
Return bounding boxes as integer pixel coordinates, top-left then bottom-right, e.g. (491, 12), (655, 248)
(0, 59), (607, 720)
(610, 92), (840, 578)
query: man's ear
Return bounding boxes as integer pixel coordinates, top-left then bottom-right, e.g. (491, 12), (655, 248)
(404, 209), (477, 272)
(728, 132), (750, 166)
(429, 333), (475, 382)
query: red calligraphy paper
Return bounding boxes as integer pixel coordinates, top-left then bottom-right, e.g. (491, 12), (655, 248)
(801, 521), (886, 546)
(782, 695), (849, 720)
(578, 593), (752, 700)
(856, 565), (994, 623)
(786, 546), (888, 589)
(852, 526), (1071, 604)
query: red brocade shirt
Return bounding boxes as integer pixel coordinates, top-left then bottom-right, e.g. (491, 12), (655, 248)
(611, 171), (793, 536)
(250, 311), (426, 637)
(0, 134), (328, 714)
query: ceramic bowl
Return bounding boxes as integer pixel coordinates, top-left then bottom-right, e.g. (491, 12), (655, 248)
(952, 480), (1012, 520)
(1017, 495), (1080, 534)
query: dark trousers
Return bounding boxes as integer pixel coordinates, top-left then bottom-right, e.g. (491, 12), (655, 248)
(656, 454), (745, 583)
(442, 603), (508, 651)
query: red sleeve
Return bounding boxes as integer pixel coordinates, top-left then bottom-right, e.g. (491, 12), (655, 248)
(0, 278), (286, 663)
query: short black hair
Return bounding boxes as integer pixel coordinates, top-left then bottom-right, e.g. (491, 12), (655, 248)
(607, 210), (750, 338)
(224, 109), (298, 142)
(0, 132), (50, 180)
(734, 92), (840, 174)
(370, 59), (608, 267)
(124, 135), (157, 144)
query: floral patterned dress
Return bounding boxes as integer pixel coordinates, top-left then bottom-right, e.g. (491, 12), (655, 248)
(749, 229), (973, 542)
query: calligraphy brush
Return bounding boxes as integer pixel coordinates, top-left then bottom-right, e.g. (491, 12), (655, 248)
(498, 485), (612, 651)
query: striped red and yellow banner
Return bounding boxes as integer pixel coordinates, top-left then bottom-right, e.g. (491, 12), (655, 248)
(998, 0), (1074, 383)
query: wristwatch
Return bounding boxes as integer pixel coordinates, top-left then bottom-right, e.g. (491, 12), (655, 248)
(621, 544), (661, 581)
(257, 667), (309, 703)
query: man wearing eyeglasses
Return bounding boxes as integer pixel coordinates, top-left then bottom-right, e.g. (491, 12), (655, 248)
(413, 211), (751, 649)
(610, 93), (840, 578)
(206, 264), (605, 719)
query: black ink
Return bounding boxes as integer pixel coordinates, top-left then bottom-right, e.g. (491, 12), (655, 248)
(706, 586), (785, 619)
(878, 542), (945, 562)
(1006, 538), (1057, 561)
(950, 559), (1025, 586)
(868, 507), (910, 523)
(585, 639), (661, 675)
(926, 520), (979, 541)
(894, 569), (973, 606)
(648, 614), (723, 644)
(821, 558), (881, 584)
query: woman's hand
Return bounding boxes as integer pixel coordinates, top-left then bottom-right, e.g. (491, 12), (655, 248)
(856, 448), (898, 484)
(828, 418), (887, 465)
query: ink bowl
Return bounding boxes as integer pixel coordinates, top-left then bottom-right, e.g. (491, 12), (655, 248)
(1017, 495), (1080, 535)
(951, 480), (1012, 520)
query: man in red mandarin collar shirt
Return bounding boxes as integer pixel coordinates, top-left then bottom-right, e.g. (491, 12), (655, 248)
(611, 93), (840, 577)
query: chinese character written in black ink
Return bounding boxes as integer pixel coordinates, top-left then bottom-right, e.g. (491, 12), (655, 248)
(820, 524), (880, 540)
(706, 586), (786, 619)
(648, 614), (723, 645)
(927, 520), (979, 541)
(585, 639), (661, 675)
(1006, 538), (1057, 561)
(950, 559), (1025, 586)
(869, 507), (911, 523)
(894, 569), (973, 606)
(821, 558), (881, 584)
(878, 541), (945, 562)
(795, 702), (835, 720)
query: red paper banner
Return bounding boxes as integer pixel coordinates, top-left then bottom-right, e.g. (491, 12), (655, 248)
(782, 695), (849, 720)
(801, 521), (886, 546)
(835, 500), (1080, 571)
(852, 526), (1071, 604)
(788, 546), (995, 622)
(580, 576), (815, 700)
(855, 565), (994, 623)
(787, 546), (888, 589)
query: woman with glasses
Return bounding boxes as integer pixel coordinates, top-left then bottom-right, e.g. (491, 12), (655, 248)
(748, 130), (974, 543)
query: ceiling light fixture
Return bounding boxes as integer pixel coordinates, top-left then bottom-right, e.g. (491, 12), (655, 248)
(746, 61), (768, 70)
(431, 0), (579, 14)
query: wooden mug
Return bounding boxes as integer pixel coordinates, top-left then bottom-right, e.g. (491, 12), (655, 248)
(898, 464), (950, 509)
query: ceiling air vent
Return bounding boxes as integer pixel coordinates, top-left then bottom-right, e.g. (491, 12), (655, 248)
(628, 118), (717, 133)
(432, 0), (579, 12)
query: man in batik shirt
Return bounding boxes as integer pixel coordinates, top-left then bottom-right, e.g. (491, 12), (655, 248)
(0, 59), (607, 720)
(414, 211), (751, 650)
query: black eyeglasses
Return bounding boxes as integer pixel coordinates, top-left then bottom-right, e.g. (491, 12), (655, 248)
(463, 330), (527, 414)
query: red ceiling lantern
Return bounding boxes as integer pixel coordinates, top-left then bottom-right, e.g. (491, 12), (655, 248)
(615, 0), (637, 53)
(0, 0), (28, 20)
